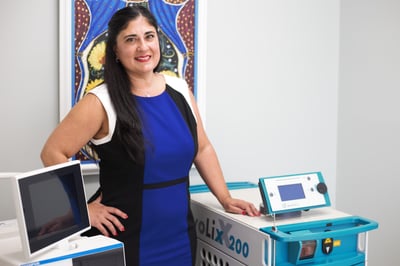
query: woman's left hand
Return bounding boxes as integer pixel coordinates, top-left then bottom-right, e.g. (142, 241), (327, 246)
(221, 197), (261, 217)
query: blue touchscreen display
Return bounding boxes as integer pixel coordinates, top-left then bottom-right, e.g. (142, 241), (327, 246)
(278, 183), (305, 201)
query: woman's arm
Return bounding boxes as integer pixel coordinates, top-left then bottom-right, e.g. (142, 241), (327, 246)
(40, 93), (106, 166)
(40, 93), (128, 236)
(189, 92), (260, 217)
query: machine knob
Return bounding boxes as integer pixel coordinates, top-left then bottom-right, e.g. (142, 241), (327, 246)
(317, 182), (328, 194)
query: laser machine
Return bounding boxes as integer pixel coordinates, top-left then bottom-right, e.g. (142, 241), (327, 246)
(190, 172), (378, 266)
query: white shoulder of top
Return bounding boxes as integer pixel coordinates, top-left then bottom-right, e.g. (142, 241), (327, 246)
(88, 74), (197, 145)
(163, 74), (196, 120)
(88, 83), (116, 145)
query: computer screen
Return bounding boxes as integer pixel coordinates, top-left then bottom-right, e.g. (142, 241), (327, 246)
(12, 160), (90, 258)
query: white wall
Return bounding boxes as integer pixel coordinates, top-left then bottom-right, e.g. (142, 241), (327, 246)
(337, 0), (400, 265)
(199, 1), (339, 205)
(0, 1), (59, 172)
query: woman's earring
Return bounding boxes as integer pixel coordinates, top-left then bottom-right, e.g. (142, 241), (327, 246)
(116, 57), (120, 63)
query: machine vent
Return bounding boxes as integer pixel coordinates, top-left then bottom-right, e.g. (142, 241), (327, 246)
(196, 239), (245, 266)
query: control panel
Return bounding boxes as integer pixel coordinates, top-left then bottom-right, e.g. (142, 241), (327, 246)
(258, 172), (330, 215)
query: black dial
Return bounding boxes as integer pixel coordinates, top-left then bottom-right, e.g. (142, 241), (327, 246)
(317, 182), (328, 194)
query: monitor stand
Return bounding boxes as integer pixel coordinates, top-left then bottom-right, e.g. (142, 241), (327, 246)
(273, 210), (302, 219)
(56, 235), (81, 252)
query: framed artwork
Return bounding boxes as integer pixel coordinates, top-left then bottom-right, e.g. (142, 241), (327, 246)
(59, 0), (207, 174)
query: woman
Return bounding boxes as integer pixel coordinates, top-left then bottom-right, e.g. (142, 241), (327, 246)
(41, 6), (259, 266)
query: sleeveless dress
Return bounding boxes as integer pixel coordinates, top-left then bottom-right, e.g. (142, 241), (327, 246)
(84, 75), (198, 266)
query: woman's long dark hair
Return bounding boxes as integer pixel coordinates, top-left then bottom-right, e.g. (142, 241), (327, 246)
(104, 6), (160, 164)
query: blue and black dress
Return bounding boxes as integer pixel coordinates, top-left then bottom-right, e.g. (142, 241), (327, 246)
(84, 74), (198, 266)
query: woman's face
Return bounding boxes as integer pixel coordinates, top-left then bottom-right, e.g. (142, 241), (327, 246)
(114, 16), (160, 76)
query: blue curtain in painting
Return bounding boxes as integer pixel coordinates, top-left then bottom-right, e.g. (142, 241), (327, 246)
(79, 0), (125, 56)
(148, 1), (188, 72)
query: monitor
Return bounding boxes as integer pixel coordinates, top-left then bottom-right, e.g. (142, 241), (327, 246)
(11, 160), (91, 259)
